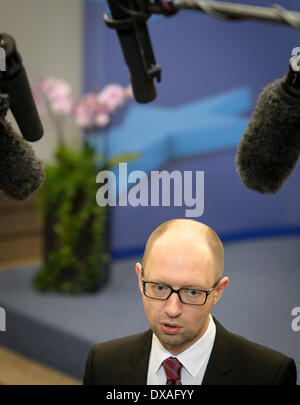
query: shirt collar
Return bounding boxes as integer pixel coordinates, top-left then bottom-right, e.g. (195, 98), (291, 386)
(151, 314), (216, 378)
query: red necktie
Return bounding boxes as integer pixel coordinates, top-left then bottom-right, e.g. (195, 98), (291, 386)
(162, 357), (183, 385)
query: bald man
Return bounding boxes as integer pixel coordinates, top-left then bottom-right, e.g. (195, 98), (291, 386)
(83, 219), (297, 385)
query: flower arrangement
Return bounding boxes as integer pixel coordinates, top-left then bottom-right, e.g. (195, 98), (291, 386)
(32, 78), (136, 294)
(34, 77), (133, 143)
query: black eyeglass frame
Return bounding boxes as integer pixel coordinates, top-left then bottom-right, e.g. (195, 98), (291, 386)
(141, 276), (222, 307)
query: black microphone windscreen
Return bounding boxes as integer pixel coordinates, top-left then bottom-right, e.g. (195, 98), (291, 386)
(236, 76), (300, 194)
(0, 118), (45, 200)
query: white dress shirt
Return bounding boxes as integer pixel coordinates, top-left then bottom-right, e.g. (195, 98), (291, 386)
(147, 314), (216, 385)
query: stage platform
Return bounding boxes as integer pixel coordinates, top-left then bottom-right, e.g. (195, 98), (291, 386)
(0, 258), (148, 380)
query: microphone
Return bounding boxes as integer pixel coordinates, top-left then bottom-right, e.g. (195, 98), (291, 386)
(104, 0), (162, 103)
(0, 33), (43, 142)
(235, 57), (300, 194)
(0, 115), (45, 200)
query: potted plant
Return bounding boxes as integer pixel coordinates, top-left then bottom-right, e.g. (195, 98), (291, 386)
(33, 78), (137, 294)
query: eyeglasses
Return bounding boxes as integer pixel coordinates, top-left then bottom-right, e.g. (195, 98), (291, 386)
(141, 277), (222, 306)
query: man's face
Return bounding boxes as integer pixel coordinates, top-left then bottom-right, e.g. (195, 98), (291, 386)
(136, 233), (228, 356)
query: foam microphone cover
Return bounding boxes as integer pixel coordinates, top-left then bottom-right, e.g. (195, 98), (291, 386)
(236, 75), (300, 193)
(0, 118), (45, 200)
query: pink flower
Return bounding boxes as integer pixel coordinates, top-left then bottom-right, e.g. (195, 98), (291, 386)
(73, 110), (93, 127)
(33, 77), (133, 130)
(94, 113), (110, 127)
(37, 77), (71, 100)
(35, 77), (73, 115)
(71, 93), (99, 128)
(97, 83), (127, 113)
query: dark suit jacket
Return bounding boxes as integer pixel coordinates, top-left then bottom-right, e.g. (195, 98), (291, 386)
(83, 318), (297, 385)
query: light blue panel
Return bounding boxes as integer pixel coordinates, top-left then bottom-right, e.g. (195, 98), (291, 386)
(92, 86), (250, 162)
(92, 86), (250, 195)
(106, 120), (248, 195)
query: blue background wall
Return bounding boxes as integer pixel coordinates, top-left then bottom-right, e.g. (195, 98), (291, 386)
(84, 0), (300, 256)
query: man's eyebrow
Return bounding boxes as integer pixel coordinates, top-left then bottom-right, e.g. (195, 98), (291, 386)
(146, 278), (168, 284)
(179, 284), (206, 290)
(147, 279), (206, 289)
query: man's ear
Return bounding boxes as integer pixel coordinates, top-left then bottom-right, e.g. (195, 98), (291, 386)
(136, 262), (143, 294)
(212, 277), (229, 305)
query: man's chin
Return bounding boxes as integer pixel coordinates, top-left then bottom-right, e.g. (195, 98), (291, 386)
(154, 327), (185, 347)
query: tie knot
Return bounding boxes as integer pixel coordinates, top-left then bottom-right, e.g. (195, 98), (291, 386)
(162, 357), (182, 385)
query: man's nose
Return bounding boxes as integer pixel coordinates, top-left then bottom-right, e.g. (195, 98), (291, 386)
(164, 291), (183, 318)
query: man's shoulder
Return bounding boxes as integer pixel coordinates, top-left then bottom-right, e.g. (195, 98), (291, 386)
(83, 330), (152, 384)
(214, 319), (297, 384)
(227, 327), (290, 363)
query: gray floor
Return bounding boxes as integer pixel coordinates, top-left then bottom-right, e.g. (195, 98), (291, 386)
(0, 236), (299, 383)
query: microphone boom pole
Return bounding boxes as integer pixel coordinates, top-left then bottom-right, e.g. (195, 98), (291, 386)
(149, 1), (300, 29)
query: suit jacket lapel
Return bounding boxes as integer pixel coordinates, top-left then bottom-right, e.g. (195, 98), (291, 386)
(121, 329), (153, 385)
(119, 318), (232, 385)
(202, 317), (232, 385)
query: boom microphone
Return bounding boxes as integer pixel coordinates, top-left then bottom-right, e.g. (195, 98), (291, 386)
(0, 115), (45, 200)
(104, 1), (300, 104)
(236, 58), (300, 194)
(0, 33), (43, 142)
(104, 0), (162, 103)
